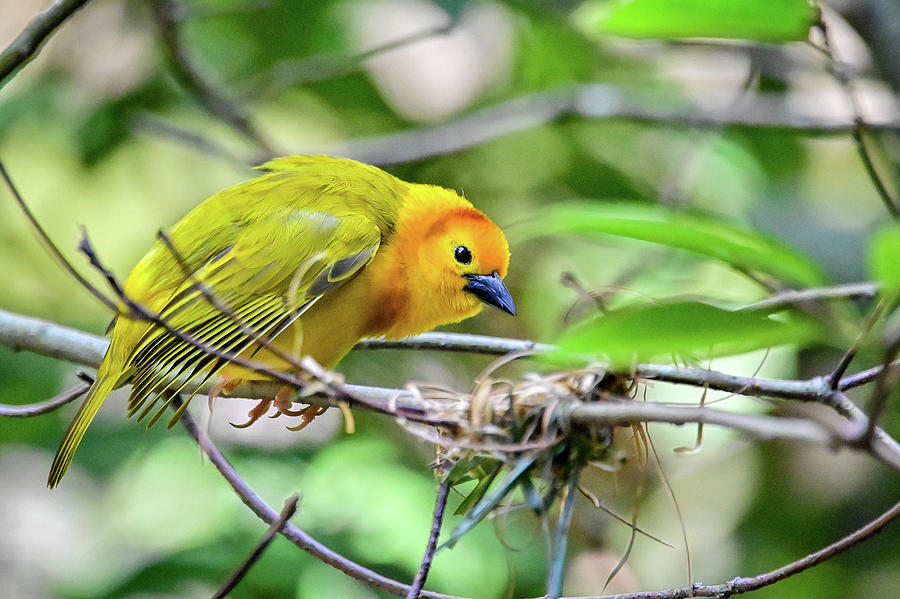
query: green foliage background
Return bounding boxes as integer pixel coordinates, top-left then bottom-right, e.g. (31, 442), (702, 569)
(0, 0), (898, 598)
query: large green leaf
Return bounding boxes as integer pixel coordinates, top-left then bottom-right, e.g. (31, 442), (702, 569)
(553, 301), (818, 366)
(868, 226), (900, 296)
(519, 201), (826, 286)
(576, 0), (819, 42)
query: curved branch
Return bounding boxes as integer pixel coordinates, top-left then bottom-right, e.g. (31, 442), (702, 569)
(0, 380), (89, 417)
(0, 0), (92, 88)
(565, 499), (900, 599)
(176, 400), (463, 599)
(149, 0), (276, 160)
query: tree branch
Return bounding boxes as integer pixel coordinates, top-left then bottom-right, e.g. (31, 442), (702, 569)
(0, 379), (90, 417)
(324, 84), (900, 167)
(212, 493), (300, 599)
(564, 499), (900, 599)
(175, 399), (463, 599)
(148, 0), (277, 161)
(136, 83), (900, 168)
(407, 475), (451, 599)
(3, 308), (900, 468)
(815, 16), (900, 217)
(0, 0), (92, 88)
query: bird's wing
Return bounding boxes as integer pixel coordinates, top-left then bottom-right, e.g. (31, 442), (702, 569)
(124, 209), (381, 427)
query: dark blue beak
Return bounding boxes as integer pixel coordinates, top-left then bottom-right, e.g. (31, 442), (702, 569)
(463, 272), (516, 316)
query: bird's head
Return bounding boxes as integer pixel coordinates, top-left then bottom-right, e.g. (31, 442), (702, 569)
(399, 188), (514, 331)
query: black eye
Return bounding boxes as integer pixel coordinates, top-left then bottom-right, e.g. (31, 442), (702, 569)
(454, 245), (472, 265)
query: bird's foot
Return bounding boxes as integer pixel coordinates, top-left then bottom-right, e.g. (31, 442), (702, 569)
(286, 404), (328, 431)
(229, 386), (327, 430)
(270, 386), (307, 417)
(230, 398), (272, 429)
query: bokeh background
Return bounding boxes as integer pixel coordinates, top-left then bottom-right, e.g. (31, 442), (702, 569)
(1, 0), (899, 598)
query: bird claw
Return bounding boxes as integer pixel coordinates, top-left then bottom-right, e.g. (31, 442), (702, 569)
(286, 405), (328, 431)
(273, 386), (307, 417)
(230, 386), (327, 430)
(230, 398), (272, 428)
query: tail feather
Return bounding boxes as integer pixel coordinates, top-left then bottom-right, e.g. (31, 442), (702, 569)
(47, 374), (118, 488)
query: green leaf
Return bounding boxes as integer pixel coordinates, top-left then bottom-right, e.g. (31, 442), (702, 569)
(869, 226), (900, 295)
(552, 301), (818, 366)
(441, 455), (539, 551)
(453, 461), (503, 516)
(519, 201), (826, 287)
(576, 0), (819, 42)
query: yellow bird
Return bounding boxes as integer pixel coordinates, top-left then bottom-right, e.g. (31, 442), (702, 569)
(48, 155), (514, 487)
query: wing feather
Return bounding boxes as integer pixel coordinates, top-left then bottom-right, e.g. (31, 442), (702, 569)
(122, 210), (381, 426)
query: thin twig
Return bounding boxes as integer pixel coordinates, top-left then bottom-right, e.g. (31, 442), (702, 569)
(561, 500), (900, 599)
(0, 0), (92, 87)
(740, 282), (878, 312)
(826, 299), (884, 389)
(131, 113), (254, 168)
(157, 230), (307, 372)
(816, 17), (900, 218)
(149, 0), (276, 160)
(858, 325), (900, 447)
(175, 399), (462, 599)
(0, 379), (90, 417)
(547, 473), (580, 599)
(0, 158), (119, 312)
(407, 475), (451, 599)
(212, 493), (300, 599)
(251, 21), (456, 98)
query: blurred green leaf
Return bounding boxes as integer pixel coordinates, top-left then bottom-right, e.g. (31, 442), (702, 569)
(552, 301), (818, 366)
(77, 82), (170, 165)
(519, 201), (827, 286)
(576, 0), (818, 42)
(868, 226), (900, 295)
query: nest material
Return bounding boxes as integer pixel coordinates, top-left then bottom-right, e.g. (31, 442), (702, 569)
(401, 365), (640, 467)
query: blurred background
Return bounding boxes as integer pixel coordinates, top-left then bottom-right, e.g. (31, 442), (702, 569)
(1, 0), (899, 597)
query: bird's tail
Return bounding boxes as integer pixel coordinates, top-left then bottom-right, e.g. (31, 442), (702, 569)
(47, 372), (118, 488)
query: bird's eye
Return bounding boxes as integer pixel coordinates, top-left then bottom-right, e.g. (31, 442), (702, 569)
(454, 245), (472, 265)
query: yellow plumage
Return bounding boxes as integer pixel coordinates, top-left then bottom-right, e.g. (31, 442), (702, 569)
(49, 155), (514, 487)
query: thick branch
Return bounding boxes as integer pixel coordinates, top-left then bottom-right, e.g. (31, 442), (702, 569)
(0, 0), (92, 88)
(3, 308), (900, 468)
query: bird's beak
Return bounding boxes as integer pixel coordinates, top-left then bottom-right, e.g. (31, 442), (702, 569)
(463, 272), (516, 316)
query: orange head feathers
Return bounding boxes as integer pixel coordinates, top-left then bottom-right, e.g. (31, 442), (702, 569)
(374, 183), (514, 339)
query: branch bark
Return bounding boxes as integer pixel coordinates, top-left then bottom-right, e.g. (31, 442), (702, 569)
(322, 84), (900, 167)
(149, 0), (277, 160)
(3, 308), (900, 468)
(564, 499), (900, 599)
(0, 0), (92, 88)
(176, 400), (462, 599)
